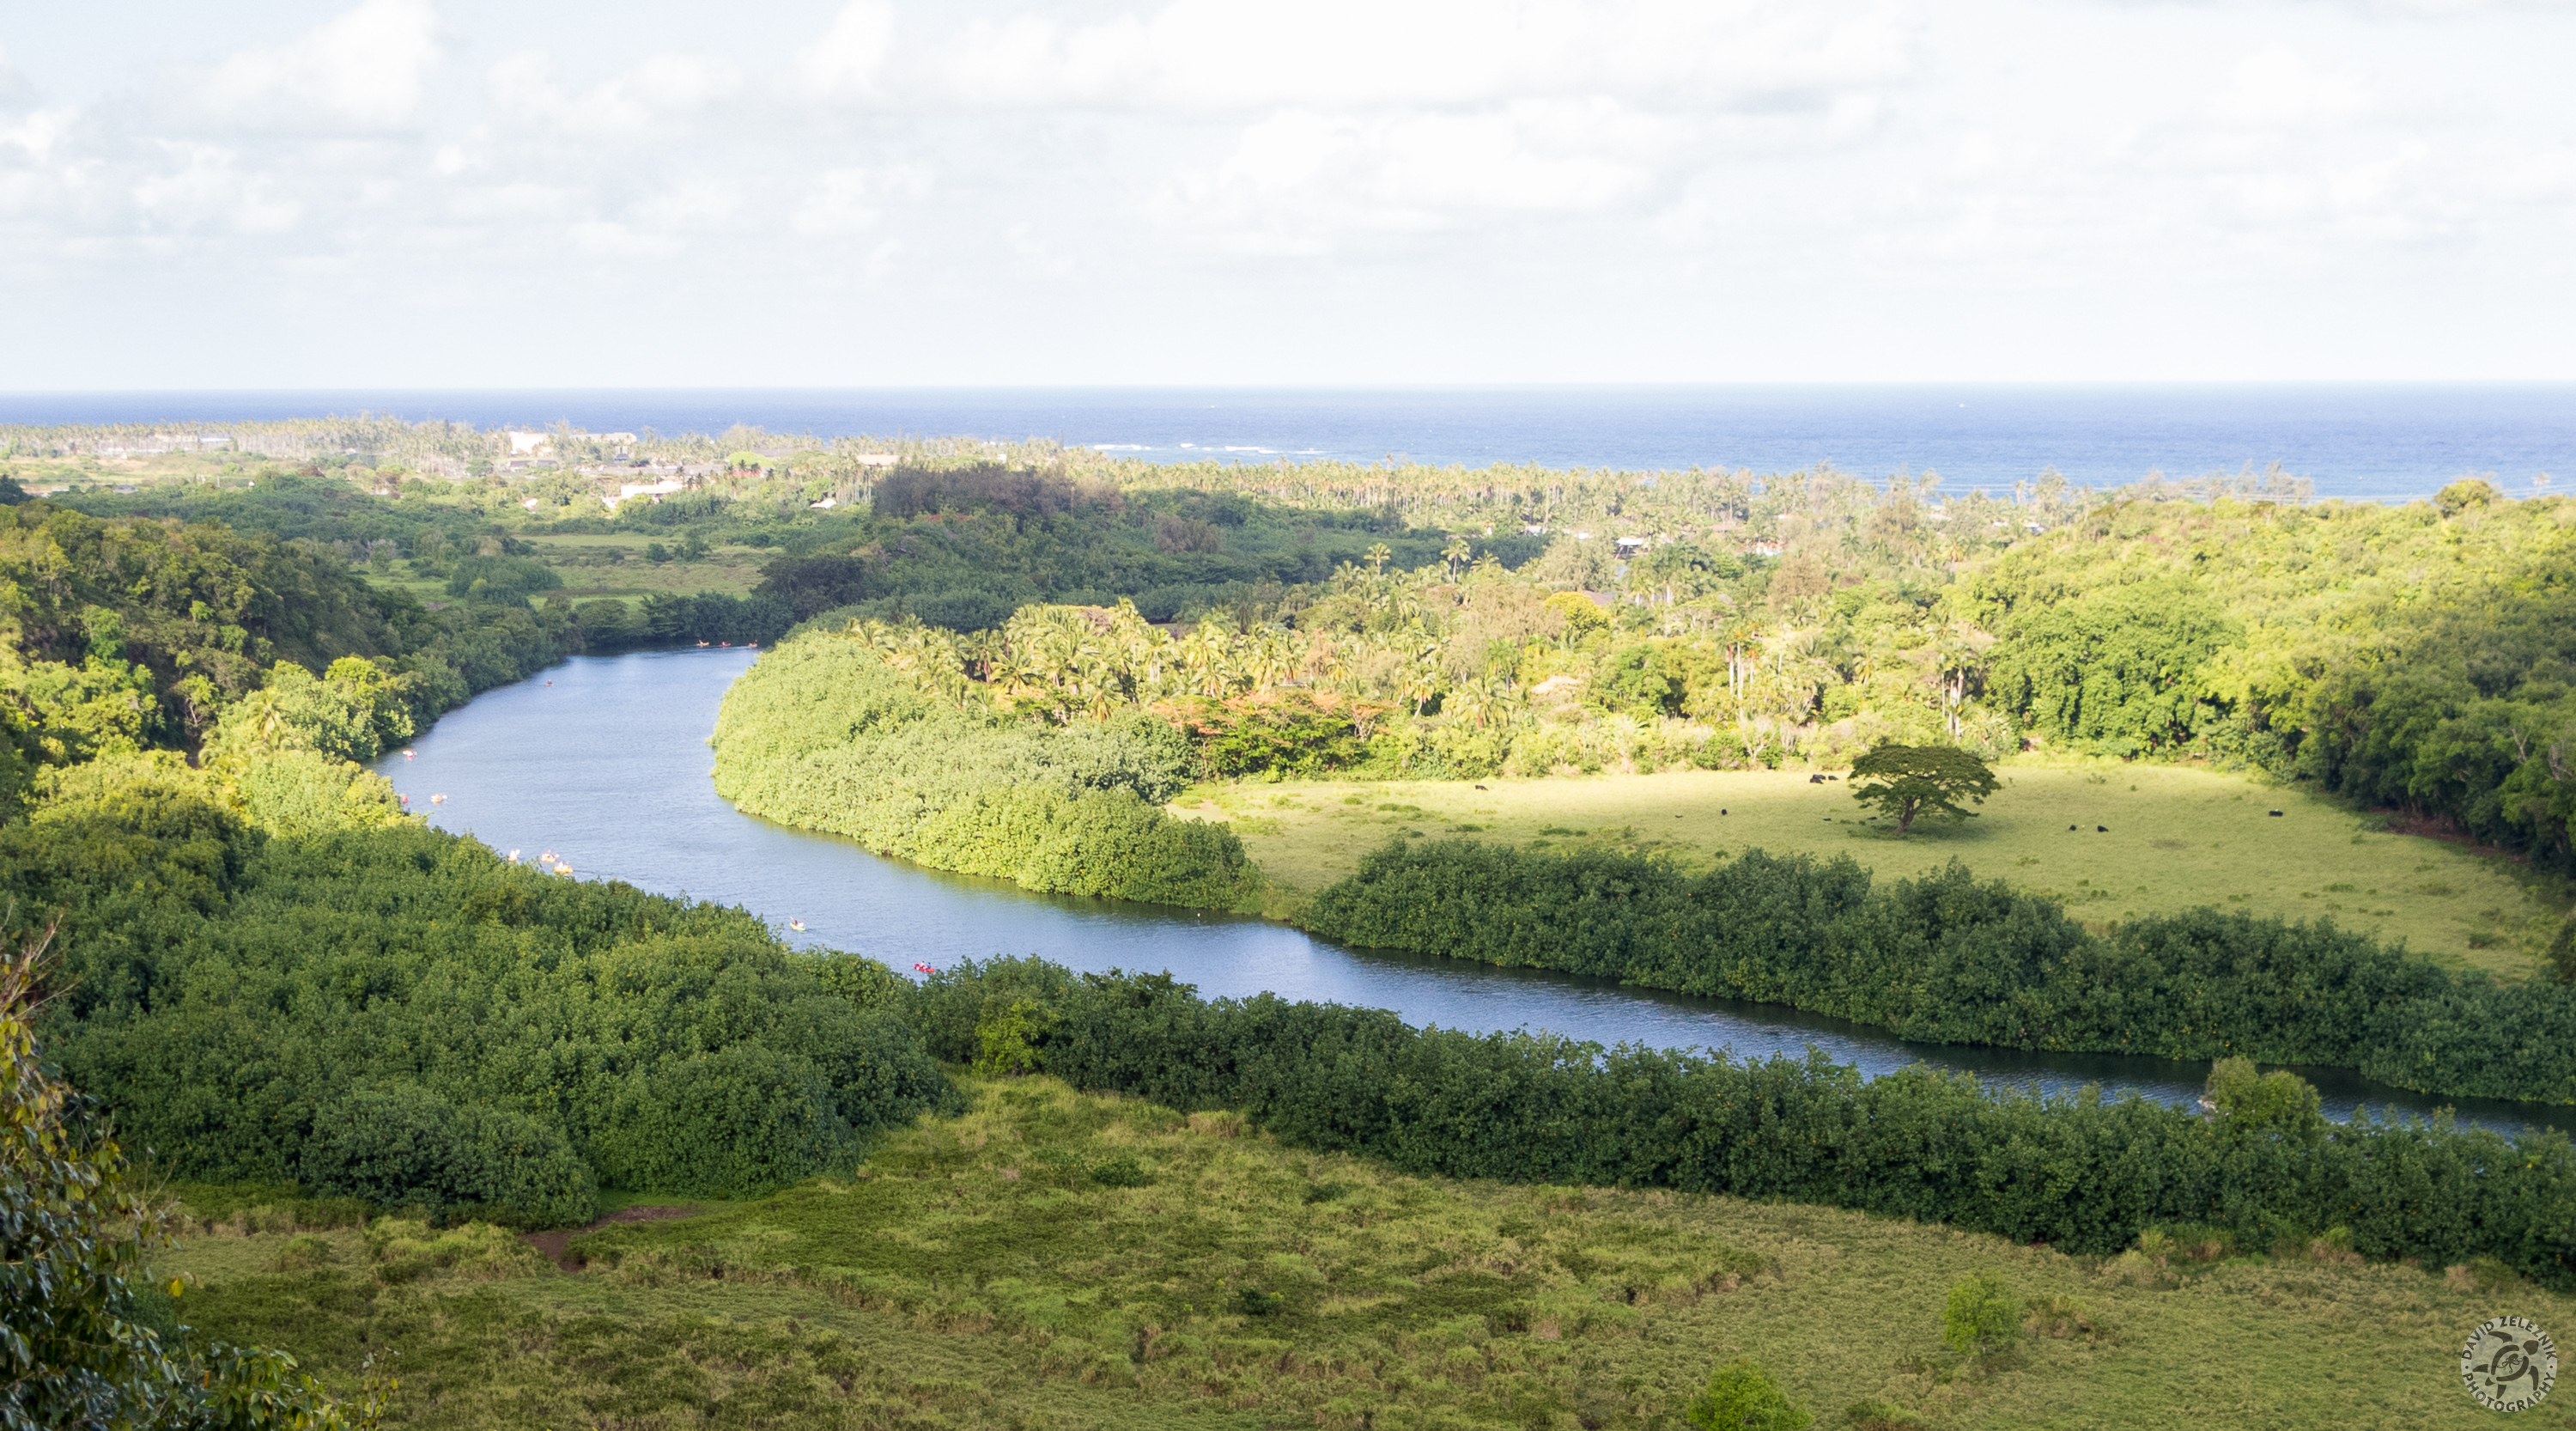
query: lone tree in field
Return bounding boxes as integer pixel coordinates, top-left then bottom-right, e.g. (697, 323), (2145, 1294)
(1848, 742), (1999, 836)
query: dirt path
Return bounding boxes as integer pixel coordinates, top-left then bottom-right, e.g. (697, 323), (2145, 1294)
(523, 1204), (699, 1270)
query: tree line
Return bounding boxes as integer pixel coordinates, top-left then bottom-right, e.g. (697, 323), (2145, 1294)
(912, 957), (2576, 1288)
(62, 449), (2575, 886)
(1304, 837), (2576, 1105)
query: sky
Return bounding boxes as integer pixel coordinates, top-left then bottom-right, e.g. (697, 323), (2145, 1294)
(0, 0), (2570, 387)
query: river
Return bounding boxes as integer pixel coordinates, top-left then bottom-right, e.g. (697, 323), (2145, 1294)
(377, 648), (2571, 1137)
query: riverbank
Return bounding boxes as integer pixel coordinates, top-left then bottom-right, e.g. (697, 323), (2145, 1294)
(385, 648), (2576, 1130)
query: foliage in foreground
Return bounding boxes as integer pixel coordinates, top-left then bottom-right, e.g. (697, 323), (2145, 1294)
(1306, 837), (2576, 1105)
(166, 1075), (2570, 1429)
(2, 931), (387, 1430)
(908, 959), (2576, 1286)
(4, 786), (954, 1227)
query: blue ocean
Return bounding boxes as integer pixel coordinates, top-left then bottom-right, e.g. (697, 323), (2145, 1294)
(3, 385), (2568, 504)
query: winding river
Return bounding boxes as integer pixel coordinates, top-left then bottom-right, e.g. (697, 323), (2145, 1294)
(377, 649), (2569, 1137)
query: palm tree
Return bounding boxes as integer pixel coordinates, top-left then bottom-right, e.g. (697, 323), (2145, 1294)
(1929, 622), (1996, 741)
(1722, 616), (1765, 701)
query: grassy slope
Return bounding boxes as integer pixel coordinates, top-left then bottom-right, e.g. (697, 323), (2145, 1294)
(1182, 764), (2555, 977)
(167, 1077), (2570, 1430)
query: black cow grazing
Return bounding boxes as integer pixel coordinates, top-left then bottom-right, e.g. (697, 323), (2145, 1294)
(2098, 825), (2109, 832)
(2269, 810), (2284, 817)
(1809, 773), (1826, 783)
(1474, 784), (1488, 790)
(2069, 825), (2078, 831)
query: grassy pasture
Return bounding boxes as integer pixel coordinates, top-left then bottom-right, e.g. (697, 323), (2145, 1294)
(516, 533), (773, 600)
(164, 1076), (2572, 1429)
(1180, 764), (2555, 977)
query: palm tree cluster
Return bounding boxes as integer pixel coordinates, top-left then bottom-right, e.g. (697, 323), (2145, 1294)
(828, 518), (2024, 776)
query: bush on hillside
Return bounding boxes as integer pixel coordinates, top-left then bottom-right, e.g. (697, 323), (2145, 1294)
(1684, 1361), (1811, 1431)
(5, 784), (957, 1226)
(1941, 1272), (2024, 1357)
(300, 1084), (598, 1227)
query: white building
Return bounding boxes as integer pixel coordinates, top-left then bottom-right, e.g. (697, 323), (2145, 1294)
(605, 478), (687, 509)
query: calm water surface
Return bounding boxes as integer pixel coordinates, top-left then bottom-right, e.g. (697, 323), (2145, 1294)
(376, 649), (2572, 1137)
(14, 385), (2573, 502)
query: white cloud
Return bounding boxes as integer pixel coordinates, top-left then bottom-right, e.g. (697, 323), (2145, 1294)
(0, 108), (74, 163)
(131, 143), (303, 233)
(2212, 46), (2372, 127)
(487, 50), (742, 136)
(799, 1), (896, 97)
(0, 0), (2570, 383)
(904, 0), (1911, 113)
(1162, 100), (1670, 252)
(1005, 221), (1076, 275)
(197, 0), (441, 129)
(569, 219), (680, 256)
(792, 165), (930, 236)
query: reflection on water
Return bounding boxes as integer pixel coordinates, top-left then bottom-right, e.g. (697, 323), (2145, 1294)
(378, 648), (2572, 1139)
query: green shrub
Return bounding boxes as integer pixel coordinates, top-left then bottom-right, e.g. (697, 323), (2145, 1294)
(1941, 1271), (2023, 1357)
(975, 996), (1055, 1077)
(301, 1084), (598, 1228)
(2202, 1057), (2324, 1143)
(1090, 1154), (1151, 1188)
(1682, 1359), (1810, 1431)
(271, 1234), (336, 1271)
(445, 555), (562, 605)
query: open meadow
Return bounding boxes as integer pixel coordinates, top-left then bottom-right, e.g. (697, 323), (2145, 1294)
(1183, 764), (2555, 977)
(515, 532), (774, 600)
(164, 1076), (2571, 1431)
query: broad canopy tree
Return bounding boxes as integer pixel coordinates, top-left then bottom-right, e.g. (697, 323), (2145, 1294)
(1848, 741), (2000, 835)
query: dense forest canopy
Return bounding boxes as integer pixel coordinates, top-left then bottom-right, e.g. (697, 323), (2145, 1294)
(7, 417), (2568, 876)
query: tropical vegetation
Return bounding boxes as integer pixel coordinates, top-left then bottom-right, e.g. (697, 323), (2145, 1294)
(2, 929), (391, 1429)
(6, 415), (2576, 1424)
(9, 770), (951, 1229)
(150, 1070), (2576, 1430)
(1304, 837), (2576, 1104)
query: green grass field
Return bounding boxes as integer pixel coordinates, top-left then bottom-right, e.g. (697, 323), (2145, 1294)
(1179, 764), (2559, 977)
(517, 533), (772, 600)
(164, 1075), (2575, 1429)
